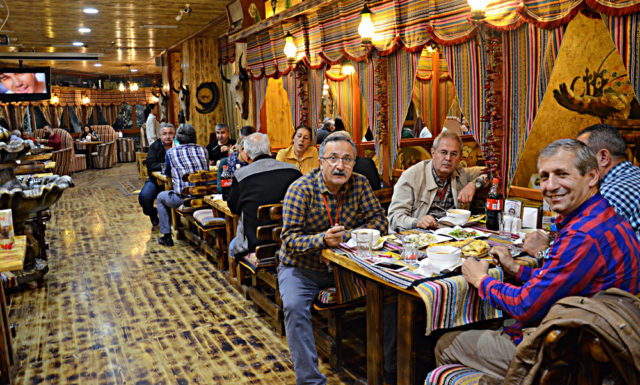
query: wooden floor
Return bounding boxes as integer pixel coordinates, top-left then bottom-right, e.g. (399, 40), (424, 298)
(8, 163), (353, 384)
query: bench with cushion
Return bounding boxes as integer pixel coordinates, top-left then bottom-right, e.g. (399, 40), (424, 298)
(34, 128), (76, 175)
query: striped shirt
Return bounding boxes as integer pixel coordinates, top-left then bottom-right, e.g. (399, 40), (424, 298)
(600, 161), (640, 239)
(164, 143), (209, 195)
(278, 168), (387, 271)
(479, 193), (640, 344)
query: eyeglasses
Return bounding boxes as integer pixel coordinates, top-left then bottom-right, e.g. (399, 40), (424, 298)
(436, 150), (459, 158)
(322, 156), (355, 166)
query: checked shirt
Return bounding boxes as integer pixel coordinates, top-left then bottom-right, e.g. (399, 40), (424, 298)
(600, 161), (640, 239)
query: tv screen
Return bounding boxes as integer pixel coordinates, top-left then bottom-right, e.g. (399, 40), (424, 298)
(0, 67), (51, 102)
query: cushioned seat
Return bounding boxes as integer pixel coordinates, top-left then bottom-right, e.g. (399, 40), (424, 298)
(91, 125), (118, 167)
(192, 209), (225, 231)
(116, 137), (136, 162)
(175, 204), (198, 216)
(35, 128), (77, 175)
(424, 364), (483, 385)
(238, 252), (276, 275)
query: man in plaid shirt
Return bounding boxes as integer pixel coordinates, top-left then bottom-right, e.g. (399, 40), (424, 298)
(277, 132), (394, 384)
(157, 124), (208, 247)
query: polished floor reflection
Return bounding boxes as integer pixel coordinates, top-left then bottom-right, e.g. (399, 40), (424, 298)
(8, 164), (351, 384)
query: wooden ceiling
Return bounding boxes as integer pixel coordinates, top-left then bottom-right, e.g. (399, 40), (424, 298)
(0, 0), (229, 76)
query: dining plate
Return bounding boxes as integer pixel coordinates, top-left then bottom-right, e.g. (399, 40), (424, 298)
(435, 226), (488, 240)
(346, 238), (385, 250)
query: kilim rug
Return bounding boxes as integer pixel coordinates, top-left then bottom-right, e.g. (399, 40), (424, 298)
(118, 178), (143, 196)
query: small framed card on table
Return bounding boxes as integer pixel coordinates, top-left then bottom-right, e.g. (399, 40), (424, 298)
(0, 209), (13, 249)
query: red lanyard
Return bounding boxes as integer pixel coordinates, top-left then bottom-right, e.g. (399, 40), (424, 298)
(322, 194), (342, 227)
(436, 182), (449, 201)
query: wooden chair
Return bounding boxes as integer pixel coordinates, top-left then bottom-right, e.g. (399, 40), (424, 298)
(174, 170), (225, 250)
(91, 125), (118, 166)
(116, 137), (136, 162)
(90, 142), (114, 169)
(34, 128), (75, 175)
(236, 203), (285, 335)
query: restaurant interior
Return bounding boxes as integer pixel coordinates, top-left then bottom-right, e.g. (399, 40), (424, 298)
(0, 0), (638, 384)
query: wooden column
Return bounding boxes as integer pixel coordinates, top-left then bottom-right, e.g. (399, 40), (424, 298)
(431, 51), (442, 137)
(397, 293), (419, 385)
(366, 279), (384, 385)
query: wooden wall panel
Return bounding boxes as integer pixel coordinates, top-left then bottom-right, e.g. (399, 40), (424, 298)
(183, 37), (224, 146)
(265, 78), (293, 149)
(169, 51), (183, 128)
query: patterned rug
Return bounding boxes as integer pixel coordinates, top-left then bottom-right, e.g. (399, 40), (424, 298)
(118, 178), (143, 196)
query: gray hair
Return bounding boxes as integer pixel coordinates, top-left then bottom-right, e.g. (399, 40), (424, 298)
(432, 131), (463, 152)
(159, 122), (175, 130)
(538, 139), (597, 176)
(319, 131), (356, 158)
(243, 133), (271, 159)
(577, 124), (627, 159)
(176, 124), (196, 144)
(215, 123), (230, 132)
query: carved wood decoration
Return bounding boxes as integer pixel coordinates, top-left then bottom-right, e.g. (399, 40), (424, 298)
(195, 82), (220, 114)
(480, 29), (504, 183)
(374, 55), (388, 146)
(295, 65), (309, 127)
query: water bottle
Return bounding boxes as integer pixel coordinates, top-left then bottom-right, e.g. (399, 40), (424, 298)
(485, 178), (503, 231)
(220, 165), (231, 201)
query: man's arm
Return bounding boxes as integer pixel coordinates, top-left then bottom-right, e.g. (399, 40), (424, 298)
(280, 184), (326, 253)
(146, 143), (164, 173)
(478, 231), (602, 325)
(48, 133), (62, 149)
(388, 171), (420, 232)
(227, 176), (241, 215)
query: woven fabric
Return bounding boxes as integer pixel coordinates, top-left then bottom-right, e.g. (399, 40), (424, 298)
(90, 142), (113, 169)
(238, 252), (276, 275)
(282, 71), (301, 127)
(175, 205), (197, 216)
(1, 272), (17, 289)
(326, 69), (365, 136)
(424, 364), (483, 385)
(116, 138), (136, 163)
(252, 76), (268, 131)
(91, 125), (118, 166)
(192, 209), (225, 230)
(35, 128), (74, 175)
(308, 68), (325, 131)
(333, 265), (366, 304)
(413, 52), (456, 138)
(71, 154), (86, 173)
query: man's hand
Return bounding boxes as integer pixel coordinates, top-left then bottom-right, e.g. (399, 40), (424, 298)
(523, 230), (549, 257)
(462, 257), (489, 288)
(457, 182), (476, 204)
(489, 245), (520, 277)
(416, 215), (438, 229)
(221, 145), (229, 153)
(324, 225), (345, 247)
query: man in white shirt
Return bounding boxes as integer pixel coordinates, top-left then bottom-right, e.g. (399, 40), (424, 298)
(145, 104), (160, 146)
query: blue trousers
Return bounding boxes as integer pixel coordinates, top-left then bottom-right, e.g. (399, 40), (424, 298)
(278, 264), (397, 385)
(138, 179), (160, 222)
(156, 190), (183, 235)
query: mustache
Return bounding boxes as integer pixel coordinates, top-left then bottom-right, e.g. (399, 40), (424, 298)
(332, 170), (347, 176)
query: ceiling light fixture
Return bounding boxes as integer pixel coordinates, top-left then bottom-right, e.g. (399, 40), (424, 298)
(139, 24), (178, 29)
(130, 68), (138, 73)
(83, 7), (99, 14)
(78, 27), (92, 33)
(119, 82), (125, 92)
(72, 41), (84, 47)
(129, 82), (139, 92)
(175, 3), (192, 22)
(467, 0), (490, 21)
(94, 62), (102, 67)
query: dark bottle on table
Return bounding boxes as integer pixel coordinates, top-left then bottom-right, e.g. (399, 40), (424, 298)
(221, 165), (232, 201)
(485, 177), (503, 231)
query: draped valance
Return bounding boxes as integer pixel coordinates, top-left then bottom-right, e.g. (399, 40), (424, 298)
(246, 0), (640, 79)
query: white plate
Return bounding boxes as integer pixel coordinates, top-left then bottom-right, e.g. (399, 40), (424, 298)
(437, 216), (466, 226)
(435, 226), (488, 240)
(346, 238), (385, 250)
(415, 257), (463, 277)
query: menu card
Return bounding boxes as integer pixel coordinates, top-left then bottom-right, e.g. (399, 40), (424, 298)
(0, 209), (14, 249)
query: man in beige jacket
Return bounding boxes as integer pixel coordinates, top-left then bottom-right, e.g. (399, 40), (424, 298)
(388, 131), (485, 232)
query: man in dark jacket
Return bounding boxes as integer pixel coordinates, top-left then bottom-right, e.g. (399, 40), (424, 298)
(227, 133), (301, 259)
(138, 123), (175, 227)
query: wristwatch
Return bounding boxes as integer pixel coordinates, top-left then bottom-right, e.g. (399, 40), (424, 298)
(474, 178), (484, 189)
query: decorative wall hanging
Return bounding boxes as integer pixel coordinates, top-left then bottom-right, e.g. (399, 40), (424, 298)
(195, 82), (220, 114)
(151, 87), (169, 122)
(220, 53), (251, 120)
(172, 80), (190, 122)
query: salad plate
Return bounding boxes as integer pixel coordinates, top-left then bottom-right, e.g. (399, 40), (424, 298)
(435, 226), (488, 240)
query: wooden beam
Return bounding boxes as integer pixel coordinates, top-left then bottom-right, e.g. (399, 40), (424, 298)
(162, 15), (228, 54)
(228, 0), (334, 43)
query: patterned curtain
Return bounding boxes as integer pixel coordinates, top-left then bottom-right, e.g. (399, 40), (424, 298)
(252, 76), (269, 132)
(221, 62), (238, 132)
(388, 49), (421, 170)
(356, 56), (378, 161)
(503, 24), (564, 186)
(308, 67), (326, 132)
(40, 104), (53, 127)
(282, 71), (301, 128)
(603, 13), (640, 103)
(326, 68), (363, 137)
(72, 105), (85, 128)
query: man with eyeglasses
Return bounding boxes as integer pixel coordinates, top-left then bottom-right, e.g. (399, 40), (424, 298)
(277, 132), (396, 384)
(388, 131), (486, 232)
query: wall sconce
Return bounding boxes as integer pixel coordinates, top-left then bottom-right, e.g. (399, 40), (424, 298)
(467, 0), (490, 22)
(129, 82), (139, 92)
(81, 95), (90, 105)
(426, 42), (439, 53)
(341, 62), (355, 76)
(284, 31), (297, 63)
(119, 82), (125, 92)
(358, 3), (374, 45)
(50, 95), (59, 105)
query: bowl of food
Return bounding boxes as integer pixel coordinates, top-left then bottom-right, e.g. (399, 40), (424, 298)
(351, 228), (381, 247)
(426, 245), (462, 268)
(446, 209), (471, 225)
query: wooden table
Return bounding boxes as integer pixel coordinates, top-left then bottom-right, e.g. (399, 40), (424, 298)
(75, 141), (103, 168)
(203, 196), (239, 278)
(0, 235), (27, 385)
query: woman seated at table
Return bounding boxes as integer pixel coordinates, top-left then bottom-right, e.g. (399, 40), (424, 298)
(276, 124), (318, 175)
(79, 125), (99, 142)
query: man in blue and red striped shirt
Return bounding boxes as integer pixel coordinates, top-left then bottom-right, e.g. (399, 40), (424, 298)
(435, 139), (640, 381)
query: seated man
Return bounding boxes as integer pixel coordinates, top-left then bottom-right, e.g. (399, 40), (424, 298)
(435, 139), (640, 381)
(388, 131), (485, 232)
(36, 125), (62, 151)
(156, 124), (208, 247)
(206, 123), (235, 166)
(138, 123), (175, 227)
(277, 132), (396, 384)
(227, 133), (301, 259)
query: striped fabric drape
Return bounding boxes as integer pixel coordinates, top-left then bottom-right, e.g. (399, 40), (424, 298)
(603, 13), (640, 105)
(281, 71), (301, 128)
(356, 57), (379, 161)
(326, 69), (364, 137)
(252, 76), (269, 132)
(40, 105), (53, 127)
(308, 68), (326, 131)
(413, 52), (456, 136)
(387, 50), (421, 171)
(503, 25), (564, 186)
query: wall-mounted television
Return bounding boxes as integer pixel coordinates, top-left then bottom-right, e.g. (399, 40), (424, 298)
(0, 67), (51, 102)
